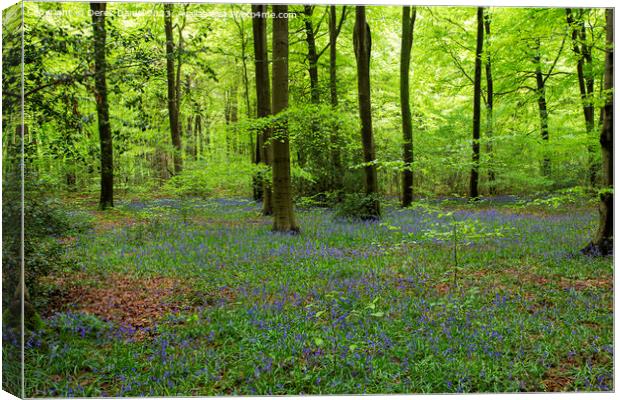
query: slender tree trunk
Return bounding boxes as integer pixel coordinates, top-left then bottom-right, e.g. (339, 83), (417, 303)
(484, 10), (496, 195)
(271, 5), (299, 232)
(195, 114), (203, 157)
(230, 83), (239, 154)
(91, 2), (113, 209)
(566, 8), (598, 186)
(304, 5), (320, 104)
(469, 7), (484, 200)
(583, 9), (613, 256)
(400, 6), (416, 207)
(354, 6), (380, 218)
(193, 114), (199, 160)
(164, 4), (182, 174)
(186, 115), (195, 159)
(239, 20), (252, 119)
(252, 4), (273, 214)
(533, 39), (551, 178)
(204, 114), (210, 154)
(329, 5), (344, 196)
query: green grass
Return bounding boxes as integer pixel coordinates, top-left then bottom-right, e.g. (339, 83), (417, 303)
(16, 197), (612, 396)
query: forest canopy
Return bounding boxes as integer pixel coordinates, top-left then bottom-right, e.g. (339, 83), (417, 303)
(4, 3), (609, 200)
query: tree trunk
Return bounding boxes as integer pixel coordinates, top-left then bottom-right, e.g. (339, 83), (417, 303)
(304, 5), (320, 104)
(252, 4), (273, 214)
(271, 5), (299, 232)
(484, 10), (496, 195)
(469, 7), (483, 200)
(582, 9), (613, 256)
(164, 3), (182, 174)
(230, 83), (239, 154)
(354, 6), (380, 218)
(566, 8), (598, 186)
(186, 115), (195, 159)
(239, 18), (252, 119)
(91, 2), (113, 209)
(195, 114), (203, 157)
(533, 39), (551, 178)
(329, 5), (344, 196)
(400, 6), (416, 207)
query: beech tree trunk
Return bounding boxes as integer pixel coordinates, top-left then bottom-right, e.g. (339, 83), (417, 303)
(91, 2), (113, 209)
(583, 9), (613, 256)
(400, 6), (416, 207)
(533, 39), (551, 178)
(484, 10), (496, 195)
(195, 114), (203, 157)
(469, 7), (483, 200)
(566, 8), (598, 186)
(252, 4), (273, 214)
(164, 3), (183, 174)
(354, 6), (380, 218)
(329, 5), (344, 196)
(271, 5), (299, 232)
(304, 5), (320, 104)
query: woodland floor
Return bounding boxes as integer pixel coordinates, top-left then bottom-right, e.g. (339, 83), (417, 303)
(19, 196), (613, 395)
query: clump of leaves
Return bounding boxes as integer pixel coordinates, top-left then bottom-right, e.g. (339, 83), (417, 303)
(296, 191), (340, 209)
(333, 193), (381, 221)
(518, 186), (596, 209)
(3, 172), (92, 312)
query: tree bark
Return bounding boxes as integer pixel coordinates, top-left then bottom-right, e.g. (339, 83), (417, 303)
(400, 6), (416, 207)
(484, 10), (496, 195)
(533, 39), (551, 178)
(566, 8), (598, 186)
(164, 3), (183, 174)
(195, 114), (202, 157)
(583, 8), (613, 256)
(252, 4), (273, 214)
(354, 6), (380, 217)
(271, 5), (299, 232)
(469, 7), (484, 200)
(91, 2), (113, 209)
(329, 5), (344, 196)
(304, 5), (320, 104)
(235, 11), (252, 119)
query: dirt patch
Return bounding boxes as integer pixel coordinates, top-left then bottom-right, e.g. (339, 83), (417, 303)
(558, 277), (613, 291)
(47, 272), (191, 330)
(543, 368), (574, 391)
(479, 267), (612, 292)
(87, 210), (140, 232)
(434, 282), (451, 295)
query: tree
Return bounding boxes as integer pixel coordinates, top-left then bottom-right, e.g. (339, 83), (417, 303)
(353, 6), (380, 217)
(304, 5), (320, 104)
(566, 8), (598, 186)
(252, 4), (273, 215)
(400, 6), (416, 207)
(329, 5), (345, 195)
(469, 7), (484, 200)
(164, 3), (183, 174)
(271, 5), (299, 233)
(484, 9), (496, 195)
(582, 8), (613, 256)
(91, 2), (113, 209)
(533, 38), (551, 178)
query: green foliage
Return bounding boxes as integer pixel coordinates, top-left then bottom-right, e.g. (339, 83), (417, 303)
(163, 160), (257, 198)
(518, 186), (597, 209)
(333, 193), (382, 221)
(2, 171), (92, 311)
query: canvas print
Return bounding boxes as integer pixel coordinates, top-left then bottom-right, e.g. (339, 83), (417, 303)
(1, 1), (614, 397)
